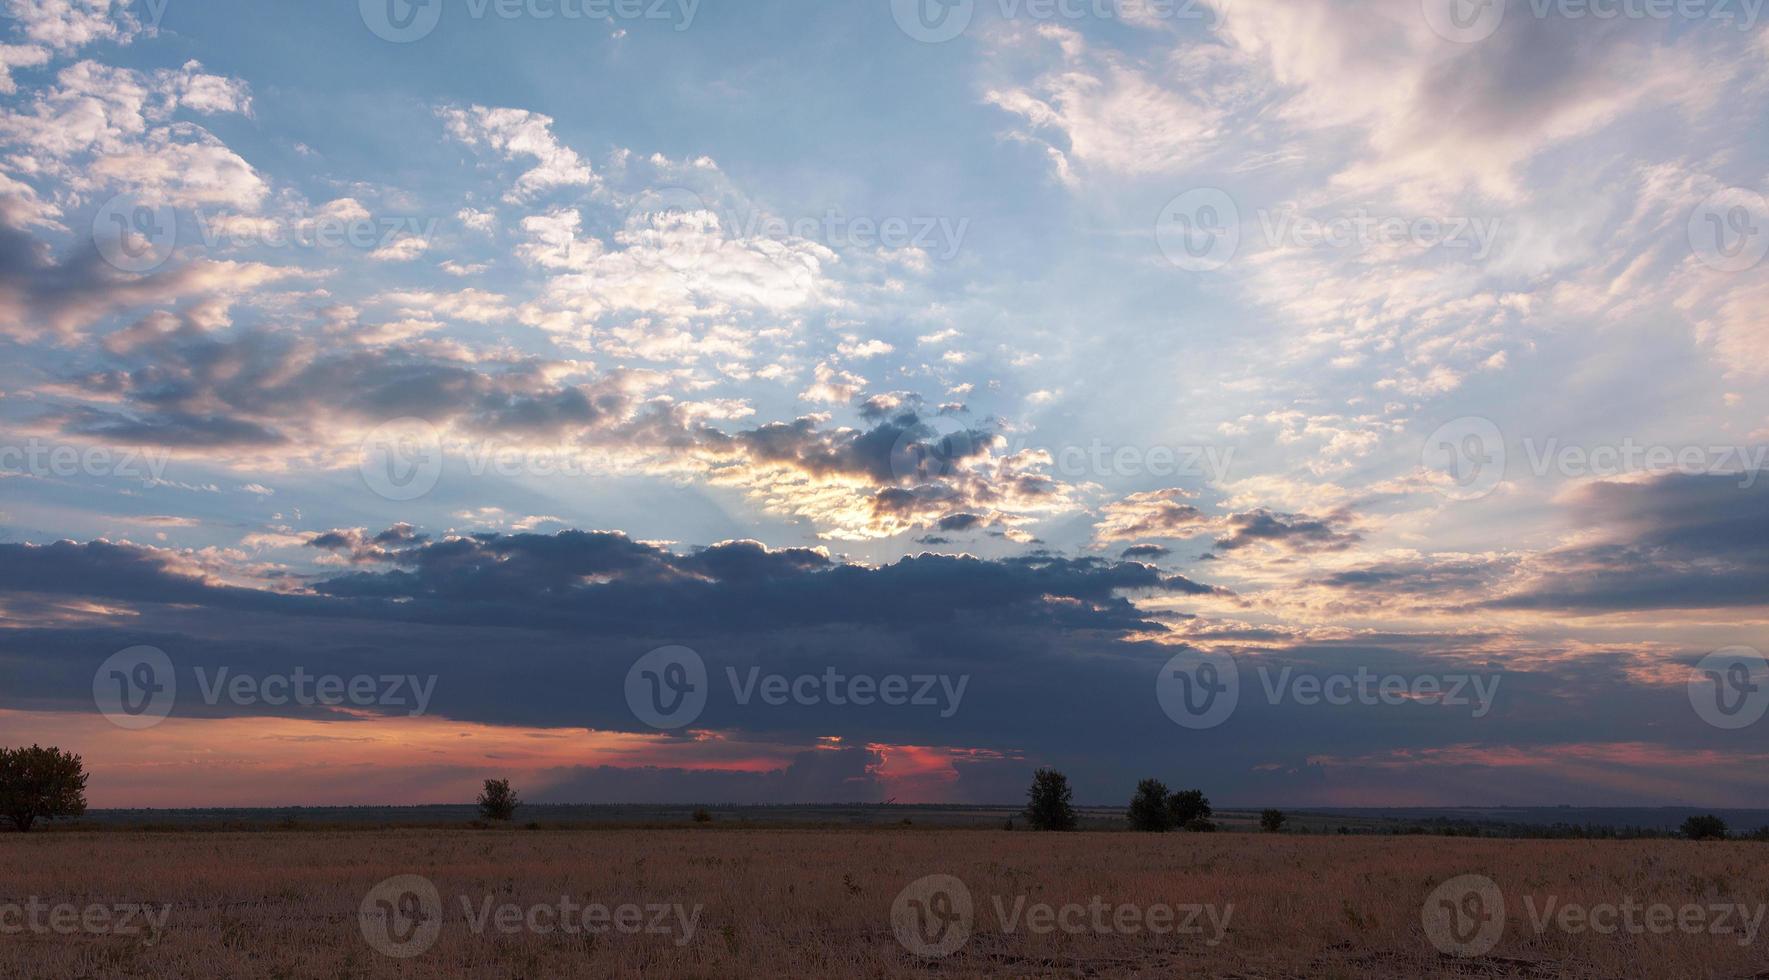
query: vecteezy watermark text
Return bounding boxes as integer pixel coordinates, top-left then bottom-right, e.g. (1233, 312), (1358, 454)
(94, 646), (438, 730)
(625, 646), (969, 729)
(1157, 189), (1503, 271)
(1424, 874), (1766, 959)
(1424, 0), (1762, 44)
(0, 899), (171, 943)
(1422, 417), (1767, 500)
(361, 0), (700, 42)
(891, 0), (1228, 43)
(358, 875), (701, 958)
(891, 874), (1231, 958)
(0, 439), (171, 486)
(1157, 651), (1501, 730)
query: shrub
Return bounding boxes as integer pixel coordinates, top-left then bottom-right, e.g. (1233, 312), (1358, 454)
(1681, 814), (1728, 840)
(1169, 789), (1213, 829)
(477, 778), (519, 822)
(692, 807), (713, 823)
(1261, 808), (1287, 833)
(1127, 778), (1175, 832)
(1023, 768), (1078, 831)
(0, 745), (88, 833)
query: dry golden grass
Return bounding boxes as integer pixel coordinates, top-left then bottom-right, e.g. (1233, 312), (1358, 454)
(0, 829), (1765, 978)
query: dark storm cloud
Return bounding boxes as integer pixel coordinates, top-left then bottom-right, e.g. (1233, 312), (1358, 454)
(937, 513), (985, 532)
(41, 324), (646, 447)
(1211, 508), (1360, 554)
(1316, 555), (1519, 598)
(1486, 473), (1769, 612)
(0, 529), (1211, 637)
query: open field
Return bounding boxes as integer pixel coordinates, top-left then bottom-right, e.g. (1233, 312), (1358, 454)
(1, 829), (1766, 979)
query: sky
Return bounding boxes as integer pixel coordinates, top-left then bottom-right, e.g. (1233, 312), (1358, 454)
(0, 0), (1766, 810)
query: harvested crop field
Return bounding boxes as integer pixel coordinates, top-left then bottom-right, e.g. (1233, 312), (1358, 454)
(1, 829), (1765, 978)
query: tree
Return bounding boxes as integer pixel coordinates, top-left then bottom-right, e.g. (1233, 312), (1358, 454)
(1261, 808), (1287, 833)
(477, 778), (519, 822)
(1169, 788), (1212, 830)
(1127, 778), (1174, 832)
(0, 745), (88, 833)
(1681, 814), (1727, 840)
(1023, 768), (1077, 831)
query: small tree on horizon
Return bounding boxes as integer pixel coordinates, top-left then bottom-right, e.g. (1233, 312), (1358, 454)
(1024, 768), (1077, 831)
(1261, 808), (1287, 833)
(1169, 788), (1212, 830)
(1127, 778), (1174, 832)
(0, 745), (88, 833)
(477, 778), (519, 822)
(1681, 814), (1727, 840)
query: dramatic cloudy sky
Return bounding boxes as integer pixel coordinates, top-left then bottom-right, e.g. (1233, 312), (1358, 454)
(0, 0), (1765, 809)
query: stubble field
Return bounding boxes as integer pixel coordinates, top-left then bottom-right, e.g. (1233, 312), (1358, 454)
(1, 829), (1764, 978)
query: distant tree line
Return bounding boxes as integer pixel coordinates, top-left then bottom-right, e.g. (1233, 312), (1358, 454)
(1011, 769), (1767, 841)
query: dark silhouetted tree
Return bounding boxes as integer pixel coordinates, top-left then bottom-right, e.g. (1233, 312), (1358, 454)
(1127, 778), (1174, 832)
(477, 778), (519, 822)
(1261, 808), (1287, 833)
(1682, 814), (1727, 840)
(1023, 768), (1077, 831)
(0, 745), (87, 833)
(1169, 788), (1212, 830)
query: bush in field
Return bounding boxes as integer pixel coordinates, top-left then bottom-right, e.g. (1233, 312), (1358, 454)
(477, 778), (520, 822)
(1127, 778), (1175, 832)
(0, 745), (87, 833)
(1024, 768), (1077, 831)
(1169, 789), (1212, 830)
(1681, 814), (1727, 840)
(1261, 808), (1287, 833)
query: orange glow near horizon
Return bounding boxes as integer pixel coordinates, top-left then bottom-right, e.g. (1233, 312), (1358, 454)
(0, 710), (1019, 809)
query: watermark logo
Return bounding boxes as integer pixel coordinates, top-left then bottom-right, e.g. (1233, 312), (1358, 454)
(93, 646), (176, 730)
(360, 875), (444, 958)
(192, 667), (437, 716)
(893, 875), (1231, 955)
(1521, 896), (1765, 945)
(1428, 0), (1763, 43)
(360, 0), (444, 41)
(1422, 0), (1507, 42)
(0, 439), (172, 486)
(1046, 440), (1235, 482)
(0, 899), (171, 942)
(892, 874), (974, 958)
(359, 874), (700, 956)
(1423, 874), (1506, 957)
(93, 195), (177, 273)
(1422, 417), (1506, 500)
(1688, 646), (1769, 730)
(1256, 666), (1500, 718)
(626, 645), (708, 729)
(1156, 649), (1239, 729)
(364, 0), (700, 39)
(1689, 188), (1767, 273)
(1156, 188), (1241, 272)
(360, 418), (444, 501)
(1518, 438), (1765, 488)
(625, 646), (968, 728)
(891, 0), (975, 41)
(1256, 207), (1502, 259)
